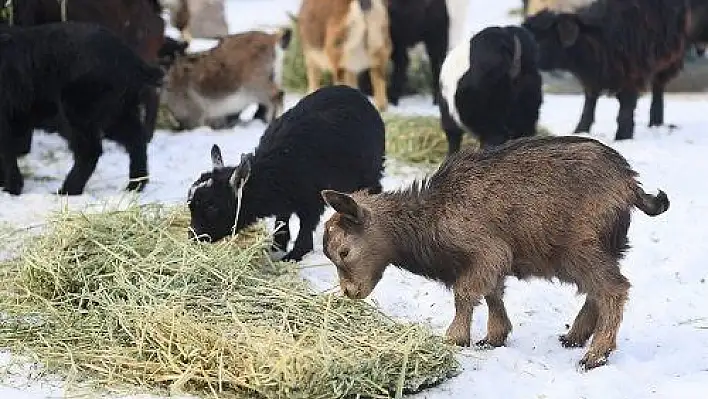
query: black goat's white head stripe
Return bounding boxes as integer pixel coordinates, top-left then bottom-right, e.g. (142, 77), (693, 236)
(509, 34), (522, 79)
(187, 178), (213, 201)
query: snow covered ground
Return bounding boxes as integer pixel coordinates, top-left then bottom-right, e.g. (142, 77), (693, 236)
(1, 0), (707, 398)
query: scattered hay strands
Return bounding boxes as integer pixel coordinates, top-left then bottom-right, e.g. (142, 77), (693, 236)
(0, 203), (459, 398)
(384, 114), (553, 167)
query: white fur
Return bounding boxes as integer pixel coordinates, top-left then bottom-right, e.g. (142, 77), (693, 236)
(439, 36), (472, 128)
(341, 0), (374, 73)
(274, 43), (285, 86)
(444, 0), (470, 51)
(200, 90), (261, 120)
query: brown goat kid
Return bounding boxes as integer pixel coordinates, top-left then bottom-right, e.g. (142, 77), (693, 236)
(161, 29), (291, 130)
(321, 136), (669, 371)
(298, 0), (392, 111)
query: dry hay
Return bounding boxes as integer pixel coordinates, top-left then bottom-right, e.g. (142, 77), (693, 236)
(282, 18), (431, 94)
(0, 203), (459, 398)
(384, 114), (553, 166)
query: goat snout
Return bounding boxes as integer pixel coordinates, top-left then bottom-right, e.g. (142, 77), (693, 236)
(340, 281), (363, 299)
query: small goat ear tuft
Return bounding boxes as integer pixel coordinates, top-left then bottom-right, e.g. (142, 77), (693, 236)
(211, 144), (224, 169)
(229, 154), (253, 188)
(322, 190), (368, 224)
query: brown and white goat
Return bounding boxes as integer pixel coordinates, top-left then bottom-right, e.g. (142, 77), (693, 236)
(321, 136), (670, 371)
(297, 0), (392, 111)
(161, 29), (292, 130)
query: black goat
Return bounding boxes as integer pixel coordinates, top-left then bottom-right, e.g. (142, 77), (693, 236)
(0, 22), (163, 195)
(186, 85), (385, 262)
(688, 0), (708, 56)
(522, 0), (689, 140)
(438, 25), (543, 154)
(357, 0), (468, 106)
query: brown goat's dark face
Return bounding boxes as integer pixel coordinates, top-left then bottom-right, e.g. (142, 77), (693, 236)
(187, 145), (251, 243)
(321, 190), (390, 299)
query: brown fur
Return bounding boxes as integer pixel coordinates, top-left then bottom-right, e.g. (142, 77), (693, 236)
(321, 135), (670, 371)
(297, 0), (392, 111)
(162, 29), (290, 129)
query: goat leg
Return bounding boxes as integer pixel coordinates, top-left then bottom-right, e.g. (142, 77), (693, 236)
(387, 44), (410, 106)
(424, 34), (448, 106)
(439, 98), (464, 155)
(446, 285), (479, 347)
(476, 280), (512, 348)
(0, 145), (23, 195)
(615, 89), (638, 140)
(282, 210), (319, 262)
(574, 88), (599, 133)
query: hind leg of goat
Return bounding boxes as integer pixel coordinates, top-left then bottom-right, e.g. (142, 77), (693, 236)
(560, 296), (599, 348)
(281, 209), (320, 262)
(573, 252), (630, 370)
(106, 106), (149, 192)
(58, 125), (102, 196)
(574, 88), (599, 133)
(615, 89), (639, 141)
(649, 66), (681, 128)
(477, 280), (513, 349)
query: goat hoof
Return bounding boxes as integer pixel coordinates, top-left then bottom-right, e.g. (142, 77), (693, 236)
(578, 350), (611, 371)
(3, 183), (23, 196)
(281, 251), (304, 263)
(559, 334), (586, 348)
(56, 187), (82, 196)
(125, 179), (148, 192)
(475, 338), (505, 350)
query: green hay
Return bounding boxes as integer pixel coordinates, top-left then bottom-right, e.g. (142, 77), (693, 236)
(384, 114), (553, 166)
(0, 203), (459, 398)
(384, 114), (477, 166)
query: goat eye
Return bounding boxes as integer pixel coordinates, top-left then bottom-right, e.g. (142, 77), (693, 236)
(339, 248), (350, 259)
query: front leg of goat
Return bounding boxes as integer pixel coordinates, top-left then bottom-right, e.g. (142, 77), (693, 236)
(446, 283), (479, 347)
(0, 149), (23, 195)
(281, 210), (318, 262)
(477, 280), (512, 349)
(574, 88), (599, 133)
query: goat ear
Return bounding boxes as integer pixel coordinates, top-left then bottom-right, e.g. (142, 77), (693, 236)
(229, 153), (253, 188)
(211, 144), (224, 169)
(557, 17), (579, 48)
(321, 190), (369, 225)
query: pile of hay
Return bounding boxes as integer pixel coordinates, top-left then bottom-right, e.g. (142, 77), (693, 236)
(384, 114), (477, 166)
(384, 114), (553, 166)
(0, 203), (459, 398)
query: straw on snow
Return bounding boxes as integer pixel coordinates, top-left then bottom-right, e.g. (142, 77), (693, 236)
(0, 203), (459, 398)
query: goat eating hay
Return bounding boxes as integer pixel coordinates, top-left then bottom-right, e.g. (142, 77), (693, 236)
(0, 203), (459, 398)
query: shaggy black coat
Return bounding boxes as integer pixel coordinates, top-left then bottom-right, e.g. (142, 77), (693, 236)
(440, 25), (543, 154)
(522, 0), (690, 140)
(0, 22), (164, 195)
(10, 0), (166, 141)
(356, 0), (452, 106)
(187, 85), (386, 262)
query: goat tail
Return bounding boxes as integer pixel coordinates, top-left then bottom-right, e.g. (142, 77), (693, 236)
(634, 186), (670, 217)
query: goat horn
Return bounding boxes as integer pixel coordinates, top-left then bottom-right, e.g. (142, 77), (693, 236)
(509, 34), (522, 79)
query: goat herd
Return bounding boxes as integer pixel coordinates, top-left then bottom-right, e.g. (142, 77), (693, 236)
(0, 0), (696, 373)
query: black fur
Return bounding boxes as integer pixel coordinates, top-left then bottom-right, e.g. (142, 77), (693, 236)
(522, 0), (690, 140)
(357, 0), (452, 106)
(0, 22), (163, 195)
(187, 85), (385, 262)
(440, 25), (543, 154)
(158, 36), (189, 70)
(688, 0), (708, 55)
